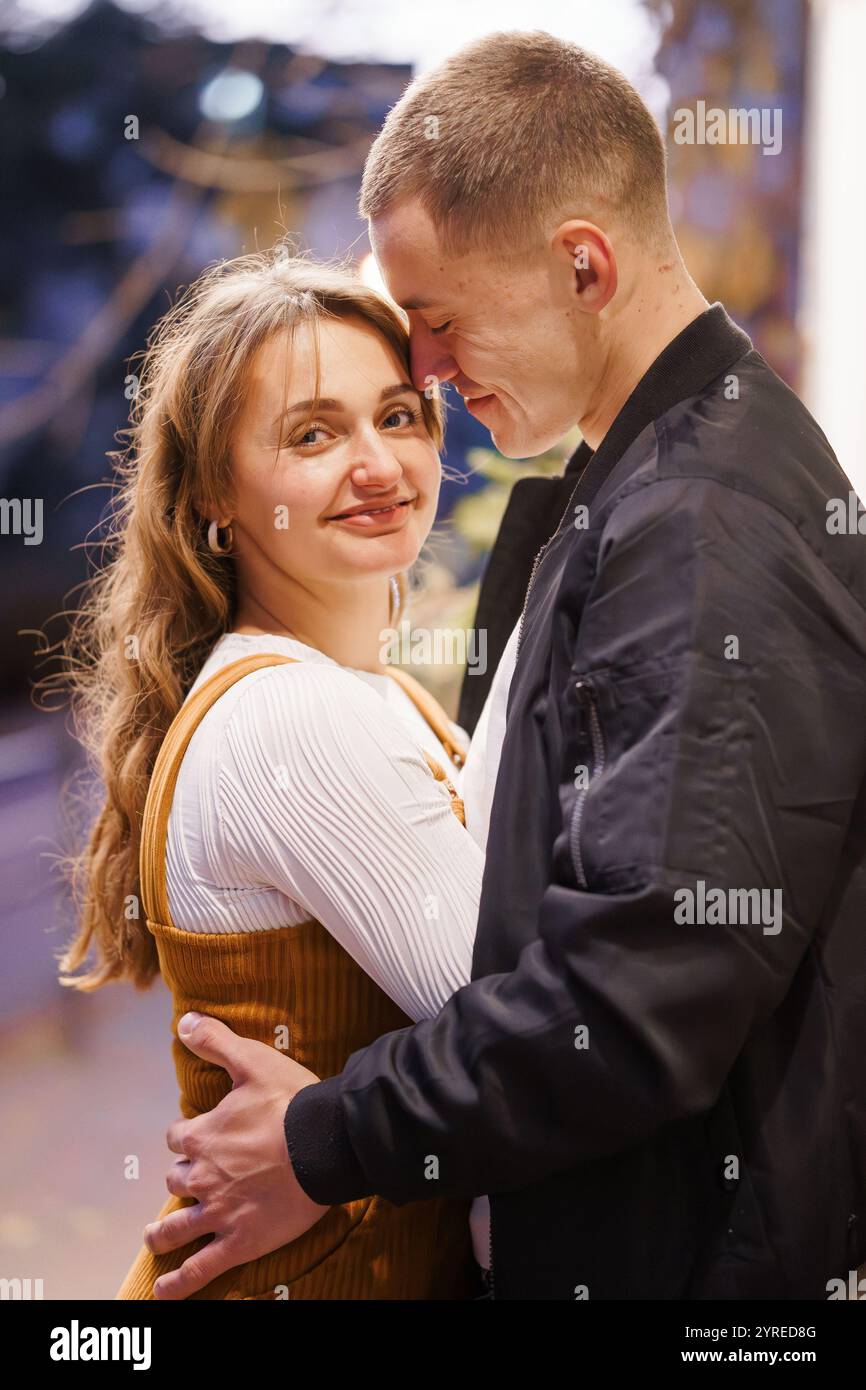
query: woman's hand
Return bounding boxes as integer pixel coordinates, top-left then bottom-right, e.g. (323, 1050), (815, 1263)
(143, 1012), (331, 1299)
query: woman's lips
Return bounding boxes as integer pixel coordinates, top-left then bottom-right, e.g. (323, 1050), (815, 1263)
(327, 497), (415, 530)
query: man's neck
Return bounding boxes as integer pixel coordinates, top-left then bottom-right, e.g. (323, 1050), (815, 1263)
(578, 271), (709, 450)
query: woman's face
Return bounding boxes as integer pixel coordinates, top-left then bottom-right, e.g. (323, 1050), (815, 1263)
(228, 315), (441, 595)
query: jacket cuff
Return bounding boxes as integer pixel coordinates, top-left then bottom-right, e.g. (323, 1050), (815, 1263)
(283, 1076), (372, 1206)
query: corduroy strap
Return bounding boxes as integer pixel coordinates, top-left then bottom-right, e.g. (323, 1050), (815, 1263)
(139, 653), (299, 928)
(383, 665), (467, 769)
(139, 651), (468, 927)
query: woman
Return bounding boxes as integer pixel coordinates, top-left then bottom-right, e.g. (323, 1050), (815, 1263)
(52, 248), (490, 1298)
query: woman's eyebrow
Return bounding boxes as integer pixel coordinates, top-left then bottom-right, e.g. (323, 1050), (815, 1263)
(273, 382), (419, 424)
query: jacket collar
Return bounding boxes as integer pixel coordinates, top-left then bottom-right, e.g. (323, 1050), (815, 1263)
(564, 301), (753, 478)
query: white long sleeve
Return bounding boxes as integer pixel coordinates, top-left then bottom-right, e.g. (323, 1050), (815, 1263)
(164, 639), (483, 1025)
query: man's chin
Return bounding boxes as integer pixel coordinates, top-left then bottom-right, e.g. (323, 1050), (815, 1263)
(471, 398), (564, 459)
(486, 423), (556, 462)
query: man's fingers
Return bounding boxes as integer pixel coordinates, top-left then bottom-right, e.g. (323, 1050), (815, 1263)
(166, 1118), (187, 1156)
(164, 1158), (194, 1199)
(165, 1115), (204, 1157)
(175, 1013), (253, 1083)
(152, 1237), (240, 1300)
(144, 1200), (212, 1256)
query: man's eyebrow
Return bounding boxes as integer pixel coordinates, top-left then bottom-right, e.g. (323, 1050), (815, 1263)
(275, 382), (419, 423)
(399, 296), (438, 311)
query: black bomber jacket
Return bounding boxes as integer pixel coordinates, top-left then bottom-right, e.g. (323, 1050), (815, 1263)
(284, 303), (866, 1299)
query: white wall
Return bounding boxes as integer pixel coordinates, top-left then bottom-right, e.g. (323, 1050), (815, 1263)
(799, 0), (866, 499)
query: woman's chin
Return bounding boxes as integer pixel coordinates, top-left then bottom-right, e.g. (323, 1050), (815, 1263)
(331, 523), (425, 574)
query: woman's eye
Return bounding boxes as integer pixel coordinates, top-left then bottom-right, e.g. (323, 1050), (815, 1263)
(285, 408), (420, 445)
(381, 406), (421, 429)
(290, 423), (331, 447)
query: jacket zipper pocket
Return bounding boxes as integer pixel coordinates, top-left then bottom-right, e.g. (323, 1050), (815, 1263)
(569, 678), (605, 889)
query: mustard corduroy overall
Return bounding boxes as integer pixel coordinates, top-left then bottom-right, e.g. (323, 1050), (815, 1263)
(116, 652), (478, 1300)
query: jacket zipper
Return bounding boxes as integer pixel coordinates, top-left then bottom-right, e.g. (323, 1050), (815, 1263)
(497, 463), (593, 1291)
(515, 542), (548, 659)
(515, 481), (586, 659)
(570, 678), (604, 889)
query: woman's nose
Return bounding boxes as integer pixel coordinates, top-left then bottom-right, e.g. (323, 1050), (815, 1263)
(349, 439), (404, 489)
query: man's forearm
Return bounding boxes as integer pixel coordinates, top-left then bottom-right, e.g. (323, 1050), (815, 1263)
(281, 873), (804, 1213)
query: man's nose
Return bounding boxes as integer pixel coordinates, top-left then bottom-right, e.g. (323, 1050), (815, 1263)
(409, 320), (458, 396)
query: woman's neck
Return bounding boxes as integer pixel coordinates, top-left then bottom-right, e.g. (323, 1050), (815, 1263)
(232, 580), (393, 674)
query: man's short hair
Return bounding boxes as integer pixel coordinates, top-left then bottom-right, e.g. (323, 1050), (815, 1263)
(360, 30), (671, 259)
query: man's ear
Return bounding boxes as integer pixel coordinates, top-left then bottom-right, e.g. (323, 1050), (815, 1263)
(551, 219), (618, 313)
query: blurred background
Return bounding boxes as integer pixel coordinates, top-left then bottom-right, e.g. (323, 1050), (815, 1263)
(1, 0), (863, 1299)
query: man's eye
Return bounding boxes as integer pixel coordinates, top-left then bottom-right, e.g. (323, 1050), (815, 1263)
(430, 320), (453, 336)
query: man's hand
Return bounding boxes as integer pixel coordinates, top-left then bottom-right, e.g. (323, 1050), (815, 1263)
(144, 1011), (330, 1299)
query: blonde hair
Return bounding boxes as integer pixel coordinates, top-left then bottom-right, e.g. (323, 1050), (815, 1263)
(360, 30), (671, 259)
(37, 247), (444, 992)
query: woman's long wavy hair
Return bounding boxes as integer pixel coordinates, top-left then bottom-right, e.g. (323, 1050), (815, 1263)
(38, 247), (445, 993)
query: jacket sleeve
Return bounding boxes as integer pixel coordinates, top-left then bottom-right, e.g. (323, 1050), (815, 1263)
(284, 473), (866, 1206)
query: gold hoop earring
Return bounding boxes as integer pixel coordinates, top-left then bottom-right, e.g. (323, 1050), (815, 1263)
(207, 519), (234, 555)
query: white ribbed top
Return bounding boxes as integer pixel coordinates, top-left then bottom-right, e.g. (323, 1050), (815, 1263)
(165, 631), (483, 1023)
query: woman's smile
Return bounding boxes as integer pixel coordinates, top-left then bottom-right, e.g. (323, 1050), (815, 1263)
(326, 494), (417, 531)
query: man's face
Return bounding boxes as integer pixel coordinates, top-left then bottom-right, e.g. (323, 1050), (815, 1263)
(370, 199), (589, 460)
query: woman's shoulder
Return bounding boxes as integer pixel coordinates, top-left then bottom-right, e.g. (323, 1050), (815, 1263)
(187, 631), (331, 698)
(188, 635), (417, 756)
(188, 632), (364, 722)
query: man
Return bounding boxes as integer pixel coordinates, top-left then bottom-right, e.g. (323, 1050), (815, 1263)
(146, 31), (866, 1299)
